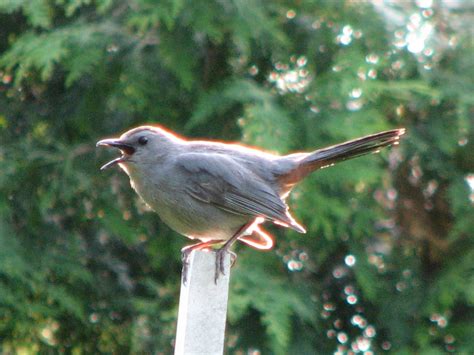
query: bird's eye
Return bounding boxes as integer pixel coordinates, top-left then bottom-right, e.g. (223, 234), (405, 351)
(138, 136), (148, 146)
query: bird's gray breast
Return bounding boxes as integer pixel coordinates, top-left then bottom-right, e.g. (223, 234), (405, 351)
(125, 160), (248, 241)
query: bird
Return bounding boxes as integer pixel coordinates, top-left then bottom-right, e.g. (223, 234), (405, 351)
(97, 125), (405, 282)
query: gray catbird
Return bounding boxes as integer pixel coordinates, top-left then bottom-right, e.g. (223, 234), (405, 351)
(97, 125), (405, 282)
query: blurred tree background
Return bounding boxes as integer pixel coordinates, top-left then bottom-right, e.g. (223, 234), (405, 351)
(0, 0), (473, 353)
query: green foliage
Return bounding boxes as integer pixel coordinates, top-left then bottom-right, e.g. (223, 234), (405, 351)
(0, 0), (53, 28)
(229, 251), (316, 354)
(0, 0), (472, 353)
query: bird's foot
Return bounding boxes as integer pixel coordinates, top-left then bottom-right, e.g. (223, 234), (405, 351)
(181, 241), (225, 285)
(180, 246), (194, 285)
(229, 252), (237, 267)
(214, 248), (236, 284)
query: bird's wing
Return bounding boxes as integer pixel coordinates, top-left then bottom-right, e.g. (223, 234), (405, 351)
(176, 152), (305, 233)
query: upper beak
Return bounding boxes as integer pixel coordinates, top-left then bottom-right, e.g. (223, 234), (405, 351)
(96, 138), (135, 154)
(96, 138), (136, 170)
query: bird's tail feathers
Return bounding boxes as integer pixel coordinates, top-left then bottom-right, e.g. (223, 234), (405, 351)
(301, 128), (405, 170)
(279, 128), (405, 188)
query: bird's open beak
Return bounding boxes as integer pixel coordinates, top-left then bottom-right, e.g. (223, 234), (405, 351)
(96, 138), (136, 170)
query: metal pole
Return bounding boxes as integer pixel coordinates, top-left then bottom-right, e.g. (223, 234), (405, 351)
(174, 250), (231, 355)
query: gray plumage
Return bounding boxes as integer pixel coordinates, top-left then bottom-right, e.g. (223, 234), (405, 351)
(97, 125), (405, 280)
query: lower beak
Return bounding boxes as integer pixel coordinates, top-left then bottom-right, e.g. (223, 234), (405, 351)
(96, 138), (135, 170)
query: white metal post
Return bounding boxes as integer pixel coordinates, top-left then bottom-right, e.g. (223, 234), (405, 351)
(174, 250), (231, 355)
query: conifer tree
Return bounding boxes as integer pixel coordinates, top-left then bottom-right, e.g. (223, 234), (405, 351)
(0, 1), (472, 353)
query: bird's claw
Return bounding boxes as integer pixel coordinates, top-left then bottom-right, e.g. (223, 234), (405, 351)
(181, 243), (237, 285)
(214, 249), (236, 284)
(229, 252), (237, 267)
(181, 247), (193, 285)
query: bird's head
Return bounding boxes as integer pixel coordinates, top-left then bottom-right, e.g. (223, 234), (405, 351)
(96, 125), (184, 171)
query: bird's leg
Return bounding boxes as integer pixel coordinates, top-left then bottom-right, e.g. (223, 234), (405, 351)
(215, 222), (253, 283)
(181, 240), (223, 285)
